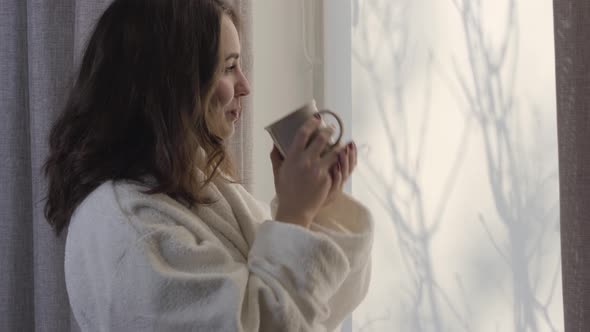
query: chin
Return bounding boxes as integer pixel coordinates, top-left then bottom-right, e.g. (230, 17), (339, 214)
(219, 123), (236, 141)
(225, 129), (235, 140)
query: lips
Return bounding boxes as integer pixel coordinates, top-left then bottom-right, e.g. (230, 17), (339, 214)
(227, 109), (240, 120)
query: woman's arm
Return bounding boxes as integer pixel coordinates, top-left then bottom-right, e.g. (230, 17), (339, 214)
(108, 207), (359, 332)
(270, 191), (375, 331)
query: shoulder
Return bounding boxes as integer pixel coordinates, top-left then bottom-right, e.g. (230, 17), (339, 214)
(65, 180), (204, 276)
(69, 180), (127, 234)
(70, 179), (197, 234)
(67, 180), (175, 248)
(66, 181), (140, 254)
(69, 180), (154, 228)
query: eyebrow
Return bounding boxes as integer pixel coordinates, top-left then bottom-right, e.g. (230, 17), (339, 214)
(225, 52), (240, 61)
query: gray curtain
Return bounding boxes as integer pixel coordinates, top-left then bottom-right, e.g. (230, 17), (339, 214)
(553, 1), (590, 331)
(0, 0), (253, 330)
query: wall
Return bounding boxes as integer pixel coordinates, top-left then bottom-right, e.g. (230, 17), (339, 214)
(251, 0), (323, 203)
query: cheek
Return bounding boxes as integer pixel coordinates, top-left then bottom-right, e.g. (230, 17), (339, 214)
(214, 79), (234, 107)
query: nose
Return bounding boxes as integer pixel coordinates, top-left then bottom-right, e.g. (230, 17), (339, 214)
(235, 70), (251, 98)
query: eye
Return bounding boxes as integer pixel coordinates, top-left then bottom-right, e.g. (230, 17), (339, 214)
(224, 65), (237, 73)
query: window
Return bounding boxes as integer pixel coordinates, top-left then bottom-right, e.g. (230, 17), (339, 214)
(324, 0), (563, 330)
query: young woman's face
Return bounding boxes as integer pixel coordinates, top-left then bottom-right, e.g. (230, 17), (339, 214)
(212, 15), (251, 139)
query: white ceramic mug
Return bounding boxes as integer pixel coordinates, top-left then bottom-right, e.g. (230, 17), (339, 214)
(264, 100), (343, 157)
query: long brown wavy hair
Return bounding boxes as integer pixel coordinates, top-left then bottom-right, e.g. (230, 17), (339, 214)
(43, 0), (243, 236)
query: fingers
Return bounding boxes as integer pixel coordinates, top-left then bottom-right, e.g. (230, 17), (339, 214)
(288, 117), (322, 157)
(270, 145), (286, 185)
(330, 159), (343, 191)
(270, 145), (282, 176)
(270, 145), (284, 164)
(340, 145), (350, 181)
(319, 143), (345, 169)
(323, 141), (356, 180)
(350, 142), (357, 171)
(306, 126), (335, 158)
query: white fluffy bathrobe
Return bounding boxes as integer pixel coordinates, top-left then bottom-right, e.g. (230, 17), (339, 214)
(64, 170), (374, 332)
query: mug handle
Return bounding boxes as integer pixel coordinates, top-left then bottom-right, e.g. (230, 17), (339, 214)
(317, 109), (344, 149)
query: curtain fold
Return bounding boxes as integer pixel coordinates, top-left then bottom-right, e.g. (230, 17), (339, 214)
(553, 0), (590, 331)
(1, 0), (33, 327)
(0, 0), (253, 330)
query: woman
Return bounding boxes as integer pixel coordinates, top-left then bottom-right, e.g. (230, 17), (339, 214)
(43, 0), (373, 331)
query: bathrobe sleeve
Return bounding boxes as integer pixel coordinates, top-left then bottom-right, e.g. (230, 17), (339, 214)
(107, 192), (373, 332)
(270, 191), (374, 330)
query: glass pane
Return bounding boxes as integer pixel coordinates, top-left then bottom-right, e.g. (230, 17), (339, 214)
(351, 0), (563, 330)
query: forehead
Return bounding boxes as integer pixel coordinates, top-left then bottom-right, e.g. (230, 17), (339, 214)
(220, 15), (240, 54)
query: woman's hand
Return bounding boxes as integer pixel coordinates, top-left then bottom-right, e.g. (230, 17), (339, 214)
(324, 141), (357, 207)
(272, 141), (357, 209)
(270, 118), (357, 228)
